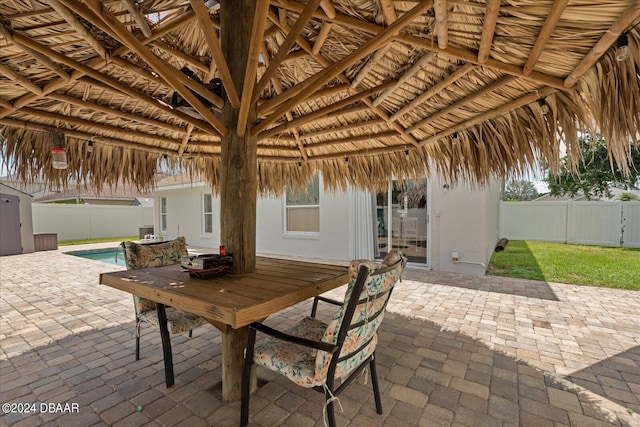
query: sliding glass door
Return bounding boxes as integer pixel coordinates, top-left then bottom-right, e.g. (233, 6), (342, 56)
(374, 179), (428, 265)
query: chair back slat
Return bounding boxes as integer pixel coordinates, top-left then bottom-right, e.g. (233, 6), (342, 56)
(121, 237), (188, 314)
(314, 250), (406, 383)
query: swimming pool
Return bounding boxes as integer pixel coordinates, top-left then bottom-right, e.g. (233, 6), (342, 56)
(66, 247), (126, 267)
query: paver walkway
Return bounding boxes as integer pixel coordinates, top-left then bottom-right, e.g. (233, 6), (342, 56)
(1, 243), (639, 426)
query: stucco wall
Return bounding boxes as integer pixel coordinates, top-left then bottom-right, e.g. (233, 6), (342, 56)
(156, 181), (351, 262)
(0, 183), (35, 253)
(428, 178), (500, 275)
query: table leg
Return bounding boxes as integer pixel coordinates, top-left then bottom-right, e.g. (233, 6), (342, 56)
(222, 326), (256, 401)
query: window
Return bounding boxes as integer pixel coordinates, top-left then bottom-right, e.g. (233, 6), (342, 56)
(203, 193), (213, 235)
(285, 175), (320, 234)
(160, 197), (167, 232)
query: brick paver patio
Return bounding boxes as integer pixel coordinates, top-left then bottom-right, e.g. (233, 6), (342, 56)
(1, 243), (639, 426)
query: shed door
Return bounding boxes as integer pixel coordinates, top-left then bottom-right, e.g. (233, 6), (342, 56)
(1, 194), (22, 256)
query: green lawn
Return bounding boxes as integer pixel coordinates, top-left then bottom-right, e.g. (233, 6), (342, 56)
(487, 240), (640, 290)
(58, 237), (137, 246)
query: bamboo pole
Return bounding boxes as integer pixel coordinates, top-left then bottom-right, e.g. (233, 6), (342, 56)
(252, 0), (434, 135)
(477, 0), (500, 63)
(564, 0), (640, 87)
(189, 0), (240, 108)
(523, 0), (569, 76)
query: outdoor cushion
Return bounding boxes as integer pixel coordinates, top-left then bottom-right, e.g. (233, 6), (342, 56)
(138, 307), (206, 334)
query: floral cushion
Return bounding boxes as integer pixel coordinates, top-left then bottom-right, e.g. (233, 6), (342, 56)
(253, 253), (406, 388)
(253, 316), (328, 387)
(138, 306), (206, 334)
(122, 237), (189, 315)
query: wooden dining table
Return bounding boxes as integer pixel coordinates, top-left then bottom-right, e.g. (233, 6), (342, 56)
(99, 256), (349, 401)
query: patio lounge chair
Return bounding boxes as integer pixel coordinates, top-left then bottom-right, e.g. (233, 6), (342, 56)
(241, 250), (407, 427)
(121, 237), (207, 388)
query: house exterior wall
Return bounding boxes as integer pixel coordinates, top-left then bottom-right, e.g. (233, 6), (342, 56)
(155, 177), (501, 275)
(0, 183), (35, 253)
(155, 181), (351, 262)
(428, 177), (500, 275)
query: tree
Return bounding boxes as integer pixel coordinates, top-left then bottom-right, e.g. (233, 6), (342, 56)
(545, 136), (640, 200)
(503, 180), (540, 201)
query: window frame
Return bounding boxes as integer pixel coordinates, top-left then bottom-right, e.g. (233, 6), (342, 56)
(283, 175), (320, 238)
(160, 197), (167, 232)
(202, 192), (213, 237)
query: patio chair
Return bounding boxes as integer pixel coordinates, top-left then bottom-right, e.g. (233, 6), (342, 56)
(241, 250), (407, 427)
(121, 237), (207, 388)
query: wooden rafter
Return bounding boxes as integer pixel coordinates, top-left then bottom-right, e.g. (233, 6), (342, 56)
(417, 87), (557, 146)
(178, 124), (195, 156)
(121, 0), (153, 38)
(407, 75), (516, 133)
(523, 0), (569, 76)
(259, 81), (394, 140)
(236, 1), (270, 137)
(372, 52), (433, 107)
(434, 0), (448, 49)
(299, 118), (386, 140)
(379, 0), (398, 25)
(305, 131), (399, 150)
(390, 63), (476, 123)
(278, 0), (568, 90)
(0, 64), (43, 95)
(254, 0), (324, 103)
(258, 83), (350, 117)
(398, 33), (568, 90)
(48, 0), (108, 59)
(477, 0), (500, 63)
(252, 0), (434, 136)
(82, 0), (227, 135)
(11, 41), (71, 81)
(564, 1), (640, 87)
(151, 41), (210, 73)
(189, 0), (240, 109)
(312, 23), (333, 55)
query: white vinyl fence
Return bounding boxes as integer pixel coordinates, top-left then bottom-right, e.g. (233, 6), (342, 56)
(500, 201), (640, 248)
(32, 203), (154, 241)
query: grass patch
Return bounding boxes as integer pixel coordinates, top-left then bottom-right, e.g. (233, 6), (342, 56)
(58, 237), (137, 246)
(487, 240), (640, 290)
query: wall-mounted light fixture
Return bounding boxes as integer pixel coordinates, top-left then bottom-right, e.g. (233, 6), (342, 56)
(87, 140), (94, 153)
(442, 183), (450, 192)
(616, 32), (629, 62)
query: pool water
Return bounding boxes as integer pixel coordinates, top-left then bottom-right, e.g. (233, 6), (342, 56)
(66, 248), (126, 267)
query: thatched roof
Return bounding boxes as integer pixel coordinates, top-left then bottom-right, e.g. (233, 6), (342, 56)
(1, 0), (639, 194)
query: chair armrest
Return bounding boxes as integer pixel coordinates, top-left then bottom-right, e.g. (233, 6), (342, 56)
(314, 296), (343, 306)
(250, 322), (338, 354)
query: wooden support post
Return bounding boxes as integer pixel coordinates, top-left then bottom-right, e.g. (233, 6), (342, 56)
(220, 0), (258, 274)
(222, 326), (256, 401)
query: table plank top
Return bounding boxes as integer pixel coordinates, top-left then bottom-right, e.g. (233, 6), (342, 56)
(99, 257), (349, 329)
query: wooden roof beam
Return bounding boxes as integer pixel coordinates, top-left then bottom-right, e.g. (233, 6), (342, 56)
(372, 52), (433, 107)
(399, 33), (568, 89)
(236, 1), (271, 137)
(305, 131), (399, 150)
(48, 0), (108, 59)
(407, 75), (516, 133)
(434, 0), (448, 49)
(2, 32), (71, 81)
(379, 0), (398, 24)
(178, 124), (195, 156)
(121, 0), (153, 38)
(312, 23), (333, 55)
(253, 0), (434, 135)
(151, 41), (210, 73)
(417, 87), (557, 147)
(564, 1), (640, 87)
(477, 0), (500, 63)
(523, 0), (569, 76)
(0, 64), (43, 96)
(188, 0), (240, 109)
(299, 118), (386, 140)
(258, 81), (394, 139)
(254, 0), (324, 103)
(390, 63), (476, 122)
(82, 0), (226, 135)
